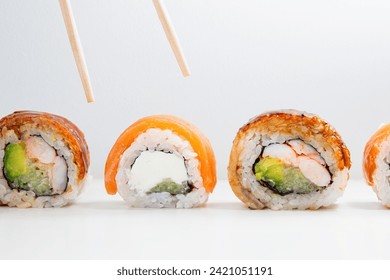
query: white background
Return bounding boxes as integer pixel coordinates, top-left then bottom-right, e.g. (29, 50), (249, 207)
(2, 179), (390, 260)
(1, 0), (390, 180)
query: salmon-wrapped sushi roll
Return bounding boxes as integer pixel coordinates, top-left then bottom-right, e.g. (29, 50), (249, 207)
(363, 123), (390, 207)
(105, 115), (216, 208)
(228, 110), (351, 210)
(0, 111), (90, 208)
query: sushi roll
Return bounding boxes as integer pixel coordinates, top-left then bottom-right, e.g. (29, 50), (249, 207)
(228, 110), (351, 210)
(363, 123), (390, 207)
(105, 115), (216, 208)
(0, 111), (90, 208)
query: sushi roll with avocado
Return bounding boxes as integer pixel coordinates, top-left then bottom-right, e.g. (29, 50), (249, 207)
(0, 111), (90, 207)
(363, 123), (390, 207)
(105, 115), (216, 208)
(228, 110), (351, 210)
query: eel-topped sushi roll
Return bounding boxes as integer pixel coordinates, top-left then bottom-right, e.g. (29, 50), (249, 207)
(228, 110), (351, 210)
(0, 111), (90, 208)
(105, 115), (216, 208)
(363, 123), (390, 207)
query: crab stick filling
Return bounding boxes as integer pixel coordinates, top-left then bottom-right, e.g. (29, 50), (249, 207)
(254, 140), (331, 195)
(3, 136), (68, 196)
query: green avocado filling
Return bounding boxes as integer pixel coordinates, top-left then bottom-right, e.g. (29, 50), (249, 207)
(149, 179), (192, 195)
(254, 157), (322, 196)
(3, 143), (51, 196)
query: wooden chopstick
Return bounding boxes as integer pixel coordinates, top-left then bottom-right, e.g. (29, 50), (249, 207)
(153, 0), (190, 77)
(59, 0), (95, 103)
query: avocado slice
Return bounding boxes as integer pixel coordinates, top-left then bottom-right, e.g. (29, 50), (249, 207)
(254, 157), (322, 195)
(12, 166), (51, 196)
(149, 179), (191, 195)
(254, 157), (284, 185)
(4, 143), (28, 181)
(4, 142), (51, 196)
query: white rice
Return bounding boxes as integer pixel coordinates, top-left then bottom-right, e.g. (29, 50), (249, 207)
(371, 136), (390, 207)
(0, 125), (88, 208)
(237, 130), (349, 210)
(115, 128), (208, 208)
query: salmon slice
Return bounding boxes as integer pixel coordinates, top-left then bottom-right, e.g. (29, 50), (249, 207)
(105, 115), (217, 194)
(363, 123), (390, 186)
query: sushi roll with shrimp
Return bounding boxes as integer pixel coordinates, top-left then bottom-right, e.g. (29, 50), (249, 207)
(105, 115), (216, 208)
(0, 111), (90, 208)
(228, 110), (351, 210)
(363, 123), (390, 207)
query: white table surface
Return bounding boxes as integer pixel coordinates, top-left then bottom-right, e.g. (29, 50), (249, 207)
(0, 179), (389, 260)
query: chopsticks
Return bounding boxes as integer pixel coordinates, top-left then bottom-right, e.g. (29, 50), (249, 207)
(59, 0), (95, 103)
(58, 0), (190, 103)
(153, 0), (190, 77)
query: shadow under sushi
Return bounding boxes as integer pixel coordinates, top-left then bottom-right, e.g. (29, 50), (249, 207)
(73, 200), (129, 210)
